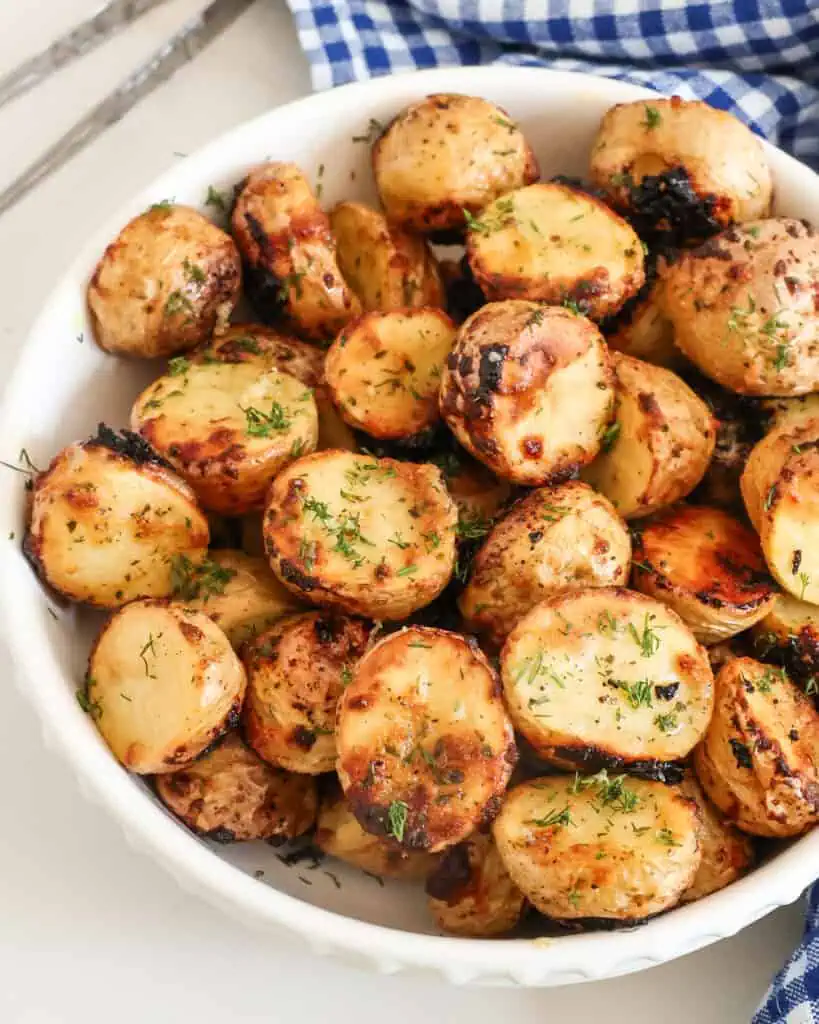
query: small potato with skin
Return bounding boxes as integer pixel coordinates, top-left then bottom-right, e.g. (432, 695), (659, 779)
(466, 182), (645, 320)
(373, 94), (538, 237)
(263, 451), (457, 620)
(25, 430), (209, 608)
(87, 204), (241, 358)
(606, 281), (680, 368)
(752, 594), (819, 688)
(493, 774), (701, 922)
(86, 600), (246, 774)
(439, 302), (614, 486)
(582, 353), (716, 519)
(155, 733), (316, 842)
(437, 451), (511, 525)
(761, 394), (819, 436)
(460, 482), (631, 648)
(232, 162), (360, 340)
(337, 627), (516, 853)
(694, 657), (819, 837)
(242, 612), (372, 774)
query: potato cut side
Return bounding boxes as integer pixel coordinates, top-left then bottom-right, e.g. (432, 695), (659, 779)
(26, 433), (209, 608)
(132, 358), (318, 515)
(325, 308), (456, 440)
(500, 587), (714, 770)
(466, 183), (645, 320)
(263, 450), (456, 620)
(336, 626), (516, 853)
(155, 733), (317, 842)
(492, 774), (701, 921)
(86, 600), (246, 774)
(631, 504), (777, 644)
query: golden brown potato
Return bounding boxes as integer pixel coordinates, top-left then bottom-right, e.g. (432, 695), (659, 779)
(372, 93), (538, 237)
(582, 353), (716, 519)
(631, 505), (777, 644)
(590, 98), (772, 241)
(154, 733), (317, 842)
(85, 600), (246, 774)
(231, 162), (360, 340)
(466, 182), (645, 320)
(678, 774), (754, 903)
(242, 611), (371, 774)
(325, 309), (456, 441)
(336, 626), (516, 853)
(752, 594), (819, 687)
(263, 451), (456, 620)
(25, 429), (209, 608)
(760, 394), (819, 435)
(439, 302), (614, 485)
(330, 201), (444, 310)
(501, 587), (714, 771)
(493, 774), (701, 921)
(87, 204), (241, 358)
(661, 219), (819, 396)
(459, 481), (631, 648)
(436, 451), (511, 525)
(606, 281), (680, 368)
(131, 357), (318, 515)
(694, 657), (819, 837)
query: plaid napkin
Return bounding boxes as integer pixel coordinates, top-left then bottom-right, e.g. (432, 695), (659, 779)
(284, 1), (819, 1017)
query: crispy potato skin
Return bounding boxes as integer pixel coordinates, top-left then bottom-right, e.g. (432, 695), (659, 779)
(336, 627), (516, 853)
(87, 600), (246, 774)
(242, 612), (371, 774)
(694, 657), (819, 837)
(372, 93), (538, 235)
(439, 302), (614, 485)
(501, 587), (714, 770)
(606, 282), (681, 368)
(330, 201), (444, 310)
(231, 162), (360, 340)
(263, 451), (457, 620)
(631, 505), (777, 644)
(26, 438), (209, 608)
(590, 98), (772, 229)
(87, 204), (241, 358)
(466, 183), (645, 320)
(426, 831), (525, 937)
(582, 353), (716, 519)
(132, 359), (318, 515)
(493, 775), (701, 921)
(155, 732), (316, 841)
(325, 308), (456, 440)
(761, 394), (819, 436)
(460, 482), (631, 648)
(661, 219), (819, 396)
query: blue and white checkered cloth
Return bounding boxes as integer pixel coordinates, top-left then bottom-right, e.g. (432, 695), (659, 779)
(283, 1), (819, 1017)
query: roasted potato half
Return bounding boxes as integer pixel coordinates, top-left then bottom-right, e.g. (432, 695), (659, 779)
(325, 309), (456, 441)
(437, 450), (511, 525)
(242, 611), (371, 774)
(590, 98), (772, 244)
(155, 732), (316, 842)
(87, 204), (240, 358)
(460, 481), (631, 648)
(439, 302), (614, 486)
(631, 505), (777, 644)
(582, 353), (716, 519)
(336, 627), (516, 853)
(372, 93), (538, 237)
(752, 594), (819, 689)
(606, 281), (680, 368)
(501, 587), (714, 771)
(330, 201), (443, 310)
(231, 162), (360, 340)
(263, 451), (457, 620)
(492, 774), (701, 922)
(25, 429), (209, 608)
(85, 600), (246, 774)
(466, 182), (645, 320)
(661, 219), (819, 396)
(694, 657), (819, 837)
(132, 358), (318, 515)
(426, 831), (526, 937)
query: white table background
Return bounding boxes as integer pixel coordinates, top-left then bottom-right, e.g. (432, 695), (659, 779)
(0, 1), (807, 1020)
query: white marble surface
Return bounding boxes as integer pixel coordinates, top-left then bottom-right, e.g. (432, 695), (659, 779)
(0, 2), (806, 1020)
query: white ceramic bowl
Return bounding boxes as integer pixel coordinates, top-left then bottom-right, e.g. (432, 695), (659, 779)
(2, 65), (818, 988)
